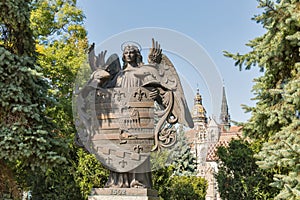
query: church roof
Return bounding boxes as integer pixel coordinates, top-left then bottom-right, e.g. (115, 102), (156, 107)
(206, 126), (242, 161)
(208, 118), (218, 127)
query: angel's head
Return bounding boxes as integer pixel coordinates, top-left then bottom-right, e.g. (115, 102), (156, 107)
(122, 45), (143, 69)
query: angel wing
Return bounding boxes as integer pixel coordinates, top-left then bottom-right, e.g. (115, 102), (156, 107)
(148, 38), (162, 64)
(145, 39), (194, 128)
(159, 54), (194, 128)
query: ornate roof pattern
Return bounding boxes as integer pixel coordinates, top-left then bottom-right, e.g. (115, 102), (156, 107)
(206, 126), (242, 161)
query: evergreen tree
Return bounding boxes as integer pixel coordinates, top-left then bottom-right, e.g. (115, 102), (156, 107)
(169, 128), (197, 176)
(152, 128), (206, 199)
(0, 1), (108, 199)
(0, 0), (66, 198)
(224, 0), (300, 199)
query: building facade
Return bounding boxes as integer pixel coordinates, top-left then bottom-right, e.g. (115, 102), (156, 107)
(186, 87), (242, 200)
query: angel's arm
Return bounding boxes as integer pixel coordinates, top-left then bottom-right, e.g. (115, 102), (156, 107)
(88, 43), (97, 71)
(96, 50), (107, 69)
(88, 42), (107, 72)
(148, 38), (162, 64)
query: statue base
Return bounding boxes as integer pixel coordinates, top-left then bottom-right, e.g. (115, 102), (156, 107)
(88, 188), (160, 200)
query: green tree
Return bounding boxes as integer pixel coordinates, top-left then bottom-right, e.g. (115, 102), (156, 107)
(152, 128), (206, 199)
(169, 128), (197, 176)
(224, 0), (300, 199)
(0, 0), (108, 199)
(29, 0), (109, 199)
(152, 165), (174, 199)
(216, 139), (277, 199)
(0, 0), (66, 198)
(167, 176), (207, 200)
(74, 149), (109, 199)
(153, 166), (207, 200)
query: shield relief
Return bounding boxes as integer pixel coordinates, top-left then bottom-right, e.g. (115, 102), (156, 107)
(90, 86), (155, 172)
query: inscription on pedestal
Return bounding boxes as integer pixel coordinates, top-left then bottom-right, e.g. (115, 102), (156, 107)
(111, 189), (127, 195)
(89, 188), (160, 200)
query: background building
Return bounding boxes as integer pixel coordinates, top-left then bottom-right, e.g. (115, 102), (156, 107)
(185, 87), (242, 200)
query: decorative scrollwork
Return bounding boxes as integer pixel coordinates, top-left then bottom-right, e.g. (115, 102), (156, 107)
(158, 127), (177, 148)
(152, 90), (177, 151)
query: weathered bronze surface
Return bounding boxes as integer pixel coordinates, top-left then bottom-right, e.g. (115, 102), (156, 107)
(75, 39), (193, 189)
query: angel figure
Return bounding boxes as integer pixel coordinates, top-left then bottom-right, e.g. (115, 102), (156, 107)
(76, 39), (194, 189)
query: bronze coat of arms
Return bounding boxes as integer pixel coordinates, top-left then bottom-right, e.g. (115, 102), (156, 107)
(74, 39), (194, 188)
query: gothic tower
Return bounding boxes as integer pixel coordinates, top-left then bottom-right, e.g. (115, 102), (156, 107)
(219, 86), (231, 131)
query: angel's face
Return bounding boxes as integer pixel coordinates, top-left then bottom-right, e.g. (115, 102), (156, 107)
(123, 47), (137, 64)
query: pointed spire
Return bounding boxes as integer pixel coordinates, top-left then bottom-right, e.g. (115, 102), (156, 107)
(220, 86), (230, 130)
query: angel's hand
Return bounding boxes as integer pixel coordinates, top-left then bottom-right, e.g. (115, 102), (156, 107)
(88, 43), (97, 71)
(96, 50), (107, 68)
(148, 38), (162, 64)
(88, 43), (95, 54)
(149, 88), (159, 100)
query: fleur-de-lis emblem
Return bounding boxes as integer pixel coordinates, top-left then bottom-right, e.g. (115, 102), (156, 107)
(133, 145), (143, 153)
(134, 88), (146, 101)
(114, 90), (125, 102)
(97, 91), (107, 102)
(119, 160), (127, 168)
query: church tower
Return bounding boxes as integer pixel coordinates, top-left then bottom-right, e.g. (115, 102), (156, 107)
(220, 86), (231, 131)
(190, 88), (208, 147)
(191, 88), (207, 132)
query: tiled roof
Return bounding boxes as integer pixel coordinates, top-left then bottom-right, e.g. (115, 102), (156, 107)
(206, 126), (242, 161)
(229, 126), (242, 132)
(206, 141), (227, 161)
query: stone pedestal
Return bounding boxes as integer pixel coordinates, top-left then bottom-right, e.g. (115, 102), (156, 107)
(88, 188), (160, 200)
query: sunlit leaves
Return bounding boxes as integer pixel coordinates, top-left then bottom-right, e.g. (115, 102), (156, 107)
(216, 140), (277, 199)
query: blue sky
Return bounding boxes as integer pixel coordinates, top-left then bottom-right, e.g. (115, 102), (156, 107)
(77, 0), (266, 123)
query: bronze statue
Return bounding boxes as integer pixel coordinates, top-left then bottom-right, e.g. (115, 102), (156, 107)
(75, 39), (194, 189)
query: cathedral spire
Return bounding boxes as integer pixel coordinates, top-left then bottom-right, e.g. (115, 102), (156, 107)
(220, 86), (230, 130)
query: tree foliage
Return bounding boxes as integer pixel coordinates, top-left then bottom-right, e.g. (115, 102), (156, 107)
(0, 0), (109, 199)
(0, 0), (72, 198)
(152, 128), (206, 199)
(74, 149), (109, 199)
(167, 176), (207, 200)
(152, 165), (174, 199)
(224, 0), (300, 199)
(169, 128), (197, 176)
(0, 0), (35, 55)
(152, 166), (207, 200)
(216, 139), (277, 199)
(28, 0), (109, 199)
